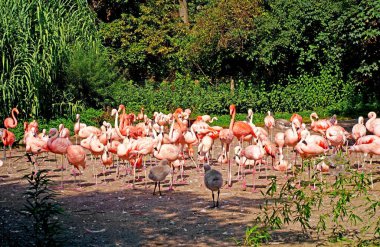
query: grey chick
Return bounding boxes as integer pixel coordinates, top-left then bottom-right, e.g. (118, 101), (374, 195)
(204, 164), (223, 208)
(148, 159), (172, 196)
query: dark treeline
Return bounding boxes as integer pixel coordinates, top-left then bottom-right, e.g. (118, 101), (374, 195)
(0, 0), (379, 119)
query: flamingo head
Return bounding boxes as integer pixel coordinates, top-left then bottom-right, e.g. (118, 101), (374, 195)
(118, 104), (125, 113)
(358, 116), (364, 124)
(267, 110), (271, 116)
(229, 104), (236, 115)
(76, 114), (80, 120)
(310, 112), (319, 120)
(12, 108), (19, 114)
(111, 108), (117, 117)
(185, 108), (191, 115)
(48, 128), (58, 138)
(368, 111), (376, 119)
(248, 109), (253, 117)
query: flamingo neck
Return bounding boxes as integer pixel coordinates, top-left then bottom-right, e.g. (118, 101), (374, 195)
(10, 109), (18, 126)
(114, 111), (125, 140)
(230, 108), (236, 130)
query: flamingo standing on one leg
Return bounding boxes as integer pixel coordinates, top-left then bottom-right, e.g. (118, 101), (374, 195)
(218, 105), (235, 187)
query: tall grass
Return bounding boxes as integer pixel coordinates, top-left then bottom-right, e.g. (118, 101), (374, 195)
(0, 0), (100, 119)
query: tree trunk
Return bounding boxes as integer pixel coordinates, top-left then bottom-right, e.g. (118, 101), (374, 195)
(230, 77), (235, 95)
(179, 0), (189, 25)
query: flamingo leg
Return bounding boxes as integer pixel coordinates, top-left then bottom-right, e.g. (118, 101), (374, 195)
(143, 155), (148, 189)
(103, 166), (107, 183)
(159, 181), (162, 196)
(227, 145), (232, 187)
(252, 162), (256, 192)
(153, 182), (157, 195)
(211, 191), (215, 208)
(216, 189), (220, 208)
(60, 155), (64, 189)
(169, 162), (174, 191)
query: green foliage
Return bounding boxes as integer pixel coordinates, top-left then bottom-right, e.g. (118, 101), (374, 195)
(252, 156), (380, 244)
(235, 225), (270, 247)
(0, 0), (113, 119)
(20, 170), (64, 246)
(109, 73), (355, 116)
(99, 0), (187, 82)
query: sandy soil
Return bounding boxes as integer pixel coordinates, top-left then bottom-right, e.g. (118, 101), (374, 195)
(1, 120), (379, 246)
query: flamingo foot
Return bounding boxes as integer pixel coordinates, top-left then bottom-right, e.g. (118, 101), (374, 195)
(242, 180), (247, 191)
(251, 187), (258, 193)
(224, 183), (232, 189)
(124, 183), (134, 189)
(310, 185), (317, 191)
(74, 186), (83, 192)
(168, 185), (175, 191)
(178, 180), (188, 185)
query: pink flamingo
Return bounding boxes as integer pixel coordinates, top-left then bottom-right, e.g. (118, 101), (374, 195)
(247, 109), (268, 141)
(100, 146), (113, 183)
(284, 120), (299, 161)
(262, 137), (277, 179)
(295, 129), (329, 188)
(59, 124), (71, 139)
(290, 113), (303, 129)
(232, 105), (257, 148)
(47, 128), (72, 188)
(25, 129), (49, 172)
(201, 115), (218, 123)
(352, 135), (380, 167)
(350, 139), (380, 188)
(129, 136), (158, 188)
(2, 129), (15, 160)
(326, 125), (346, 152)
(154, 127), (180, 191)
(66, 145), (86, 187)
(89, 134), (105, 185)
(74, 114), (87, 144)
(366, 112), (380, 133)
(218, 104), (235, 186)
(310, 112), (332, 136)
(352, 117), (367, 140)
(4, 108), (19, 129)
(78, 125), (101, 139)
(240, 136), (265, 192)
(264, 111), (275, 141)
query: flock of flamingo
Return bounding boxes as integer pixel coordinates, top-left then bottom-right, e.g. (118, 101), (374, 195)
(1, 105), (380, 205)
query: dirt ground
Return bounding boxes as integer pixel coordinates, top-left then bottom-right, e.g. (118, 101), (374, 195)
(1, 120), (379, 246)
